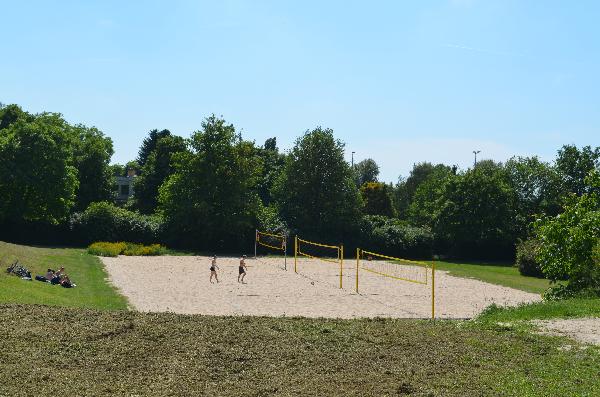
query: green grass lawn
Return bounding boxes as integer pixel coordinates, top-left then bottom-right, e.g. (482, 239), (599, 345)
(433, 260), (551, 294)
(0, 241), (127, 310)
(0, 304), (598, 397)
(478, 298), (600, 323)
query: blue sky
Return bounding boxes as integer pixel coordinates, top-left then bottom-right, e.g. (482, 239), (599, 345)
(1, 0), (599, 182)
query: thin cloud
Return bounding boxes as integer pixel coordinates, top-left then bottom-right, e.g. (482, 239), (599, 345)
(443, 43), (527, 58)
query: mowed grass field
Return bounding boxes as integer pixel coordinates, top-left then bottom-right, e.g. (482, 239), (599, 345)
(433, 260), (551, 294)
(0, 241), (127, 310)
(1, 304), (599, 397)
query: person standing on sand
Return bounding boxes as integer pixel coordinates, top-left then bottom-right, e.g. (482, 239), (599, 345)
(210, 255), (219, 283)
(238, 255), (248, 283)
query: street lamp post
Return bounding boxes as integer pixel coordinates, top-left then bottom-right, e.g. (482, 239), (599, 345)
(473, 150), (481, 166)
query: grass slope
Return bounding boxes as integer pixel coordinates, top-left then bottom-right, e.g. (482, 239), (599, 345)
(0, 304), (598, 397)
(434, 260), (551, 294)
(0, 241), (127, 310)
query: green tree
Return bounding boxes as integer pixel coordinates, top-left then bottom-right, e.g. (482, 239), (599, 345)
(109, 164), (125, 177)
(534, 170), (600, 298)
(555, 144), (600, 196)
(505, 156), (563, 236)
(0, 104), (33, 130)
(257, 137), (286, 205)
(408, 166), (455, 227)
(0, 114), (78, 224)
(158, 115), (261, 249)
(360, 182), (395, 217)
(124, 160), (141, 176)
(395, 162), (453, 219)
(72, 125), (114, 211)
(435, 162), (517, 258)
(274, 127), (361, 240)
(134, 135), (187, 214)
(137, 129), (172, 167)
(354, 158), (379, 186)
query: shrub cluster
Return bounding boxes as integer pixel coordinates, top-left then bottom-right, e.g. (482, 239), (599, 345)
(359, 215), (433, 259)
(71, 202), (163, 245)
(88, 242), (127, 257)
(515, 239), (544, 278)
(88, 242), (165, 257)
(123, 243), (166, 256)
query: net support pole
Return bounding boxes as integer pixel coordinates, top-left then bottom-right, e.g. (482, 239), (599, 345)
(254, 229), (258, 259)
(294, 235), (298, 273)
(339, 245), (344, 289)
(356, 248), (360, 293)
(284, 236), (287, 271)
(431, 259), (436, 320)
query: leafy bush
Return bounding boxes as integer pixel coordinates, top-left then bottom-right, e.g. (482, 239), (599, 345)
(88, 242), (166, 257)
(534, 170), (600, 299)
(359, 215), (433, 259)
(88, 242), (127, 257)
(515, 239), (544, 278)
(593, 239), (600, 267)
(257, 203), (287, 235)
(71, 202), (163, 244)
(122, 243), (165, 256)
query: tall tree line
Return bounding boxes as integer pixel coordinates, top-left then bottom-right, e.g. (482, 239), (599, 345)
(1, 103), (598, 261)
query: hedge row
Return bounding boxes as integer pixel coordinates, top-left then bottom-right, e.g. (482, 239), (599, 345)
(88, 242), (166, 257)
(71, 202), (163, 245)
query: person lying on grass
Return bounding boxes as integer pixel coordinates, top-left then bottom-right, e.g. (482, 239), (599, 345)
(59, 274), (74, 288)
(238, 255), (248, 284)
(50, 267), (65, 285)
(35, 269), (55, 282)
(210, 255), (219, 284)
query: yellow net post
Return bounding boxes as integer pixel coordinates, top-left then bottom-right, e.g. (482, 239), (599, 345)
(283, 236), (287, 271)
(294, 235), (298, 273)
(431, 259), (436, 320)
(339, 245), (344, 289)
(355, 248), (360, 293)
(358, 248), (434, 318)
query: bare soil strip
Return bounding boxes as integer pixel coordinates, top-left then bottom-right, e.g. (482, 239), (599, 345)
(534, 318), (600, 345)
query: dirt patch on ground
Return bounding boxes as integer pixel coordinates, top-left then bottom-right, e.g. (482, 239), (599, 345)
(101, 255), (541, 319)
(534, 318), (600, 345)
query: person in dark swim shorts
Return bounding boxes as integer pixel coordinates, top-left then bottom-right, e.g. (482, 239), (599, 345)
(238, 255), (247, 284)
(210, 255), (219, 283)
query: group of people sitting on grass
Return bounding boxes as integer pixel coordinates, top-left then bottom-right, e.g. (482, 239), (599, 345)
(34, 266), (75, 288)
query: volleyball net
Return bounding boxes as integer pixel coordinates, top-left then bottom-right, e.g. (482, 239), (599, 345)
(254, 230), (287, 270)
(356, 248), (435, 319)
(294, 236), (344, 289)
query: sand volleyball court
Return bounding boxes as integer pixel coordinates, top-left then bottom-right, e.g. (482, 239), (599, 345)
(101, 255), (541, 319)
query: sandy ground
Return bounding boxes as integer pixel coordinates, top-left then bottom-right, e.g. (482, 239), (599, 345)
(101, 255), (541, 319)
(534, 318), (600, 346)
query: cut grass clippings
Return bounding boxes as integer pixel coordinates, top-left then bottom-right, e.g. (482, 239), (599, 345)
(0, 304), (598, 397)
(0, 241), (127, 310)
